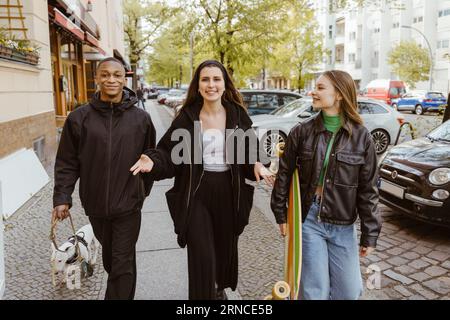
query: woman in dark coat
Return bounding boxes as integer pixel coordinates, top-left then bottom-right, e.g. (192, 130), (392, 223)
(130, 60), (273, 299)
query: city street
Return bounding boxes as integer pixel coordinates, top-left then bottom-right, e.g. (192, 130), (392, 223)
(2, 100), (449, 300)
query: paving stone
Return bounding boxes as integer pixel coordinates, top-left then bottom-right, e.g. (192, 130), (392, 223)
(408, 259), (431, 269)
(422, 277), (450, 295)
(412, 246), (433, 255)
(393, 285), (413, 297)
(424, 266), (448, 277)
(408, 283), (438, 300)
(394, 265), (417, 275)
(399, 242), (416, 250)
(421, 256), (439, 266)
(401, 252), (420, 260)
(386, 247), (405, 256)
(409, 272), (432, 282)
(441, 261), (450, 269)
(376, 261), (393, 271)
(383, 270), (414, 285)
(427, 251), (450, 262)
(386, 256), (409, 267)
(408, 294), (426, 300)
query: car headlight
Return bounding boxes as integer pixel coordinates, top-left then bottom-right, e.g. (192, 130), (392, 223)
(429, 168), (450, 186)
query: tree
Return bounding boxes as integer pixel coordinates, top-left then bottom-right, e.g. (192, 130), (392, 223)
(269, 7), (324, 91)
(123, 0), (176, 89)
(388, 41), (430, 89)
(182, 0), (306, 78)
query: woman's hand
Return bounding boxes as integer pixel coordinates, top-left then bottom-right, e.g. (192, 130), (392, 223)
(254, 162), (275, 186)
(130, 154), (154, 175)
(359, 246), (375, 257)
(279, 223), (287, 237)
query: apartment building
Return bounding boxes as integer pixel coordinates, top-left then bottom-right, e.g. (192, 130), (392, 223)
(312, 0), (450, 93)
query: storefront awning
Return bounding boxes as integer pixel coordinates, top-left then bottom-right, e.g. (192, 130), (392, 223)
(54, 8), (84, 41)
(113, 49), (132, 72)
(85, 31), (106, 55)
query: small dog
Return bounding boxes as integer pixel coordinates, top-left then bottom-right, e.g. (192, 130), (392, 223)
(51, 223), (100, 288)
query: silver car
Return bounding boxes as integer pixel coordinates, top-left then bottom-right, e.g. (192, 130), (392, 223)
(251, 97), (405, 157)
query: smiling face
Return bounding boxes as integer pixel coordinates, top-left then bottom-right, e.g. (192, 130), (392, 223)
(311, 75), (341, 111)
(198, 66), (226, 103)
(95, 60), (126, 100)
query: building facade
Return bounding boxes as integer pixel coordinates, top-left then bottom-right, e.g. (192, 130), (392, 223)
(312, 0), (450, 93)
(0, 0), (128, 166)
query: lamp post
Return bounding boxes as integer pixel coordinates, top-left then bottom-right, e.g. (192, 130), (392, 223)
(401, 25), (433, 91)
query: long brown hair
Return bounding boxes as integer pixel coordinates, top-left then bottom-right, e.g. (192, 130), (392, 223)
(323, 70), (363, 135)
(181, 60), (245, 110)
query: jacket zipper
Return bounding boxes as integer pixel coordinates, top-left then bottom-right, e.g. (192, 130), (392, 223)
(105, 103), (113, 215)
(317, 130), (339, 222)
(194, 122), (204, 195)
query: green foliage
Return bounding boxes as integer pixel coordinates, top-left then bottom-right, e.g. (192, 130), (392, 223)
(388, 41), (431, 89)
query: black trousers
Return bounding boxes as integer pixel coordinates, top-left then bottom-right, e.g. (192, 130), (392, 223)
(186, 171), (238, 300)
(89, 211), (141, 300)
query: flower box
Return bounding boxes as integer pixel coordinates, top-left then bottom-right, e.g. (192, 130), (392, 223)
(0, 46), (39, 65)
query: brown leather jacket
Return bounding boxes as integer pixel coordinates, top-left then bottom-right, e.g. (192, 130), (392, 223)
(271, 112), (382, 247)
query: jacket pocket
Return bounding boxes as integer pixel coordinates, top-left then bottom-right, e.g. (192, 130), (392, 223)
(236, 182), (255, 235)
(334, 152), (365, 187)
(297, 150), (313, 184)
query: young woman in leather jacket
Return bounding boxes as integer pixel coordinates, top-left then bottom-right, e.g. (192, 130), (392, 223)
(271, 70), (382, 300)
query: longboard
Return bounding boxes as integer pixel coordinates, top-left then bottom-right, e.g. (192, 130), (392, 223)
(265, 144), (302, 300)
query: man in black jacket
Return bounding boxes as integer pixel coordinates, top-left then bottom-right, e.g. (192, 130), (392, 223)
(52, 57), (156, 300)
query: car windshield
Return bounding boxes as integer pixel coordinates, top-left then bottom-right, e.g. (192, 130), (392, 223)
(427, 120), (450, 142)
(270, 99), (309, 117)
(428, 92), (445, 99)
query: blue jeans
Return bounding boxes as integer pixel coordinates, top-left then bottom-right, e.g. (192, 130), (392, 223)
(300, 201), (363, 300)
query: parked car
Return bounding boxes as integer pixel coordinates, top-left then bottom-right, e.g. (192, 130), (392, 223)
(148, 87), (169, 99)
(378, 120), (450, 227)
(362, 79), (406, 106)
(391, 91), (447, 115)
(166, 92), (187, 108)
(158, 88), (184, 105)
(251, 97), (404, 157)
(239, 90), (303, 116)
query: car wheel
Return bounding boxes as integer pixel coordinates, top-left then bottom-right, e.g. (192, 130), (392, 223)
(262, 130), (287, 158)
(371, 129), (390, 155)
(391, 103), (398, 110)
(414, 104), (423, 115)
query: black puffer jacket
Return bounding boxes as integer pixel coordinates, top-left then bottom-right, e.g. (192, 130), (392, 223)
(271, 112), (382, 248)
(53, 88), (156, 217)
(146, 101), (263, 248)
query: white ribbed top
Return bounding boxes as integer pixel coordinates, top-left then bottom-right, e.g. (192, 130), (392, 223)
(202, 128), (230, 172)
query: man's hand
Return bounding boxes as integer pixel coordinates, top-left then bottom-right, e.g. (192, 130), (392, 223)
(254, 162), (275, 186)
(52, 204), (70, 221)
(130, 154), (154, 176)
(359, 246), (375, 257)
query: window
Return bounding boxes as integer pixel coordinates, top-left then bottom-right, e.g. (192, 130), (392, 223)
(374, 27), (381, 33)
(392, 22), (400, 28)
(437, 40), (450, 49)
(413, 16), (423, 23)
(439, 9), (450, 17)
(349, 53), (356, 62)
(329, 25), (333, 39)
(257, 94), (279, 109)
(358, 102), (388, 114)
(349, 32), (356, 40)
(282, 95), (299, 105)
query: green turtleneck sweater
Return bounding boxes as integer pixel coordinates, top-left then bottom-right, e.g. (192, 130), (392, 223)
(318, 113), (342, 187)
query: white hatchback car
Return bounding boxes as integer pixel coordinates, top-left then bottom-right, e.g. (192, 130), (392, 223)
(251, 97), (405, 157)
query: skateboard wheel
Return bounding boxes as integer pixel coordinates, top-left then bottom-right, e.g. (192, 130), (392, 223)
(272, 281), (290, 300)
(263, 294), (273, 300)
